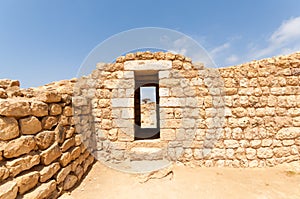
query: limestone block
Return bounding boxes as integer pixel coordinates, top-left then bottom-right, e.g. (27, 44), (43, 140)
(61, 138), (75, 152)
(211, 148), (226, 159)
(160, 79), (180, 87)
(276, 127), (300, 139)
(160, 119), (182, 129)
(72, 96), (87, 107)
(124, 60), (172, 70)
(159, 88), (169, 97)
(160, 129), (176, 141)
(35, 130), (55, 150)
(22, 180), (56, 199)
(70, 147), (81, 161)
(59, 152), (72, 167)
(121, 108), (134, 119)
(37, 91), (61, 103)
(39, 162), (61, 182)
(123, 71), (134, 79)
(261, 139), (273, 147)
(6, 154), (40, 177)
(74, 165), (84, 180)
(0, 99), (31, 117)
(224, 140), (239, 149)
(108, 129), (118, 141)
(15, 171), (39, 194)
(40, 143), (62, 165)
(49, 104), (62, 115)
(234, 147), (245, 160)
(250, 140), (261, 149)
(63, 106), (73, 116)
(56, 164), (72, 184)
(0, 181), (18, 199)
(41, 116), (58, 130)
(0, 117), (19, 141)
(65, 127), (75, 139)
(238, 117), (249, 128)
(30, 101), (48, 117)
(3, 136), (36, 158)
(111, 98), (133, 108)
(0, 166), (9, 181)
(160, 98), (185, 107)
(74, 134), (82, 146)
(20, 116), (42, 135)
(63, 174), (78, 191)
(282, 140), (295, 146)
(83, 155), (94, 173)
(0, 88), (7, 99)
(226, 149), (235, 159)
(257, 148), (273, 159)
(245, 148), (256, 160)
(248, 160), (259, 168)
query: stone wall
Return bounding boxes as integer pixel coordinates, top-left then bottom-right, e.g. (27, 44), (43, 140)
(0, 80), (94, 199)
(1, 51), (300, 198)
(74, 51), (300, 169)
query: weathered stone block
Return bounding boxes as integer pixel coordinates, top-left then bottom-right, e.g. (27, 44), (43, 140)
(61, 138), (75, 152)
(30, 101), (48, 117)
(6, 154), (40, 177)
(35, 130), (55, 150)
(49, 104), (62, 115)
(0, 99), (31, 117)
(124, 60), (172, 70)
(276, 127), (300, 139)
(245, 148), (256, 160)
(257, 148), (273, 159)
(22, 180), (56, 199)
(42, 116), (58, 130)
(37, 91), (61, 103)
(71, 146), (81, 161)
(0, 117), (19, 141)
(63, 174), (78, 191)
(0, 166), (9, 181)
(40, 143), (62, 165)
(0, 181), (18, 199)
(20, 116), (42, 135)
(160, 129), (176, 141)
(74, 165), (84, 180)
(111, 98), (133, 108)
(3, 136), (36, 158)
(56, 164), (71, 184)
(63, 106), (73, 116)
(59, 152), (72, 167)
(39, 162), (61, 183)
(15, 171), (39, 194)
(224, 140), (239, 149)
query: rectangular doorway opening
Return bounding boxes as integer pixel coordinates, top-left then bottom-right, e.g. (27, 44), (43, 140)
(134, 71), (160, 140)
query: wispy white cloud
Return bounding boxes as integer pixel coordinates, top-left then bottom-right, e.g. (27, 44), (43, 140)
(250, 16), (300, 59)
(209, 42), (231, 58)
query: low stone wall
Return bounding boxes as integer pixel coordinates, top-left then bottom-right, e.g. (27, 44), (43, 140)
(0, 80), (94, 199)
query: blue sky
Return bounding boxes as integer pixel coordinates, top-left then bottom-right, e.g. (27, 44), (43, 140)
(1, 0), (300, 88)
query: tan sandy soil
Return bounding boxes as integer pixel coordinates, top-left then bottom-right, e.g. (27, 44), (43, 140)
(61, 161), (300, 199)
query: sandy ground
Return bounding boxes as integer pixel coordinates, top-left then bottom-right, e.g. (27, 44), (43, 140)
(61, 161), (300, 199)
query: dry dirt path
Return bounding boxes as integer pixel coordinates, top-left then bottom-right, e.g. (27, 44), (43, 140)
(61, 161), (300, 199)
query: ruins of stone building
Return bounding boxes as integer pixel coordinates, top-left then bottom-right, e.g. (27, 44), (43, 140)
(0, 51), (300, 198)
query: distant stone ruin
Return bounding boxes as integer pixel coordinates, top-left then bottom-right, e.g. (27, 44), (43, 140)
(0, 51), (300, 198)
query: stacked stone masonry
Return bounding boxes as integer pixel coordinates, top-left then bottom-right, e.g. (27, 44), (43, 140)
(0, 80), (94, 199)
(74, 51), (300, 169)
(1, 51), (300, 198)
